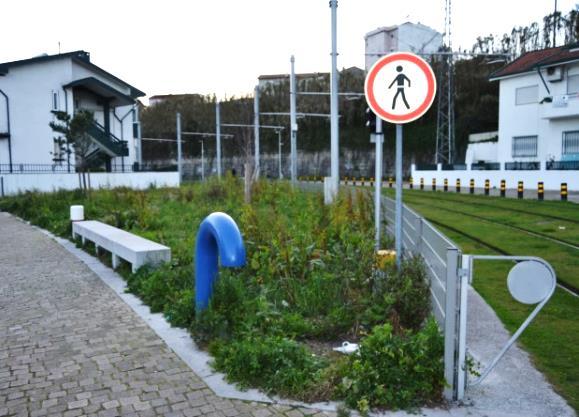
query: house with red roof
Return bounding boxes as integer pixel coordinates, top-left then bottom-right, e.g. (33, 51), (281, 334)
(489, 43), (579, 169)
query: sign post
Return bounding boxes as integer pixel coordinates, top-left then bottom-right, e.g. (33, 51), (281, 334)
(365, 52), (436, 267)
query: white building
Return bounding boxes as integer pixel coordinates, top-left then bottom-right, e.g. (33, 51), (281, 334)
(489, 44), (579, 168)
(412, 44), (579, 191)
(365, 22), (443, 70)
(0, 51), (145, 173)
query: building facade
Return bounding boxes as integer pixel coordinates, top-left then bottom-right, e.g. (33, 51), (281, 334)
(489, 44), (579, 168)
(364, 22), (443, 70)
(0, 51), (145, 173)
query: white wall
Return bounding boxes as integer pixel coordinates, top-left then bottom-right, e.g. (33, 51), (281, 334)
(0, 172), (180, 196)
(411, 165), (578, 191)
(0, 58), (72, 165)
(465, 142), (498, 164)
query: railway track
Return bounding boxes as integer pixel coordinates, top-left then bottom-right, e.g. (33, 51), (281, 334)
(403, 196), (579, 250)
(422, 216), (579, 297)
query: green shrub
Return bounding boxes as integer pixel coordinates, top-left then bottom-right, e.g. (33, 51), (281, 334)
(340, 317), (444, 411)
(211, 335), (327, 399)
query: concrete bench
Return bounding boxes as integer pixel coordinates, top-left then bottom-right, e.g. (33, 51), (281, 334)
(72, 220), (171, 273)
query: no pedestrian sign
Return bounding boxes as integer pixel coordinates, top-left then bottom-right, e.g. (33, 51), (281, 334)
(365, 52), (436, 124)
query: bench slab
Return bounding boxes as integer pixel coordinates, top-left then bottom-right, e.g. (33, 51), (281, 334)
(72, 220), (171, 272)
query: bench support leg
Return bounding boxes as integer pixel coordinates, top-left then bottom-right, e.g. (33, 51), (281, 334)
(95, 244), (100, 256)
(81, 236), (85, 246)
(112, 254), (120, 269)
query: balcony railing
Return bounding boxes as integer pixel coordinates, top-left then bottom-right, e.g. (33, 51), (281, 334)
(415, 163), (438, 171)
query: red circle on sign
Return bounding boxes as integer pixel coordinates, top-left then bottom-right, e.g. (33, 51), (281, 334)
(365, 52), (436, 124)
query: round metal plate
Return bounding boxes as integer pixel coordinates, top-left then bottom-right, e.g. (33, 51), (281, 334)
(507, 261), (554, 304)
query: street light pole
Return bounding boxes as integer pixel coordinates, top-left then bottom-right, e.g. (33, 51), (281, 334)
(254, 85), (260, 178)
(176, 112), (182, 182)
(374, 117), (383, 249)
(216, 101), (221, 178)
(329, 0), (339, 198)
(277, 129), (283, 179)
(290, 55), (298, 184)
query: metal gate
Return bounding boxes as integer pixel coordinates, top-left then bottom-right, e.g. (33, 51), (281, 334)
(383, 197), (462, 400)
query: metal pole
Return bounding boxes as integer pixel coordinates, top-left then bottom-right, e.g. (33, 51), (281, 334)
(254, 85), (260, 178)
(216, 101), (221, 178)
(277, 130), (283, 179)
(176, 112), (182, 182)
(553, 0), (558, 47)
(201, 139), (205, 181)
(374, 117), (383, 249)
(329, 0), (339, 193)
(395, 124), (403, 268)
(135, 105), (142, 166)
(290, 55), (298, 184)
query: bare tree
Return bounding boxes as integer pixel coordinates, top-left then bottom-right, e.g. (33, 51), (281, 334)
(50, 110), (96, 193)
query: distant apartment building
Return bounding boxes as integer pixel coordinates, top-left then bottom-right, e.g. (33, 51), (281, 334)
(365, 22), (443, 69)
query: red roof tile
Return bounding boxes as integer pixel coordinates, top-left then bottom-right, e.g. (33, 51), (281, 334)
(490, 43), (579, 80)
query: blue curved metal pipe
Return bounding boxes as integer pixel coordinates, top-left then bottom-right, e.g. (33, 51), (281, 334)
(195, 212), (246, 312)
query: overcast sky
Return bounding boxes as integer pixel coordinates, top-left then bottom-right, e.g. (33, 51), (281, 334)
(1, 0), (574, 102)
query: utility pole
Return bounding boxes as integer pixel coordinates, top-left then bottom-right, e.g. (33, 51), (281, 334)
(329, 0), (339, 197)
(374, 117), (383, 249)
(254, 85), (260, 178)
(290, 55), (298, 184)
(176, 112), (182, 182)
(216, 101), (221, 178)
(200, 138), (205, 181)
(277, 129), (283, 179)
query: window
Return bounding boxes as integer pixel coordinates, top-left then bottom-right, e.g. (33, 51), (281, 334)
(567, 74), (579, 94)
(512, 135), (538, 157)
(563, 131), (579, 155)
(51, 91), (59, 110)
(515, 85), (538, 105)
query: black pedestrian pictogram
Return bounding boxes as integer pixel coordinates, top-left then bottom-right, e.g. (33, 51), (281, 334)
(388, 65), (411, 110)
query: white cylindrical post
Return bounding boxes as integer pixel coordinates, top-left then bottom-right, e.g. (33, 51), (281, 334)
(70, 205), (84, 222)
(290, 55), (298, 184)
(329, 0), (339, 196)
(374, 117), (383, 249)
(278, 130), (283, 179)
(254, 85), (260, 179)
(134, 105), (142, 166)
(216, 101), (222, 178)
(176, 113), (182, 182)
(395, 124), (403, 268)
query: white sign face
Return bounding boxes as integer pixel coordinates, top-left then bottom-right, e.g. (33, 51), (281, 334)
(365, 52), (436, 124)
(507, 261), (555, 305)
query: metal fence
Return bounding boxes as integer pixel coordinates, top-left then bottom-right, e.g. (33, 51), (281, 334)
(383, 196), (462, 400)
(0, 163), (175, 174)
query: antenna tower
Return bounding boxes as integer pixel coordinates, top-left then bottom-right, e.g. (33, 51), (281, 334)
(435, 0), (455, 164)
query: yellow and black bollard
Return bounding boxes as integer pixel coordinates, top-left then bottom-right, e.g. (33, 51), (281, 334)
(361, 177), (365, 187)
(456, 178), (461, 193)
(344, 177), (348, 185)
(320, 176), (324, 183)
(538, 182), (544, 201)
(561, 183), (568, 201)
(388, 177), (394, 188)
(409, 177), (413, 189)
(432, 178), (436, 191)
(500, 179), (506, 197)
(470, 179), (475, 194)
(444, 178), (448, 192)
(370, 177), (374, 187)
(484, 179), (490, 196)
(420, 177), (424, 190)
(517, 181), (524, 199)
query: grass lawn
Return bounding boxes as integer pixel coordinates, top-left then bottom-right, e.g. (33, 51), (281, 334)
(385, 188), (579, 412)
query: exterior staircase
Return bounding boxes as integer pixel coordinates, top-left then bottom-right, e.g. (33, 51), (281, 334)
(87, 122), (128, 157)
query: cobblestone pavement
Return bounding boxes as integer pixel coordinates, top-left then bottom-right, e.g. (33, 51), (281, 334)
(0, 213), (334, 417)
